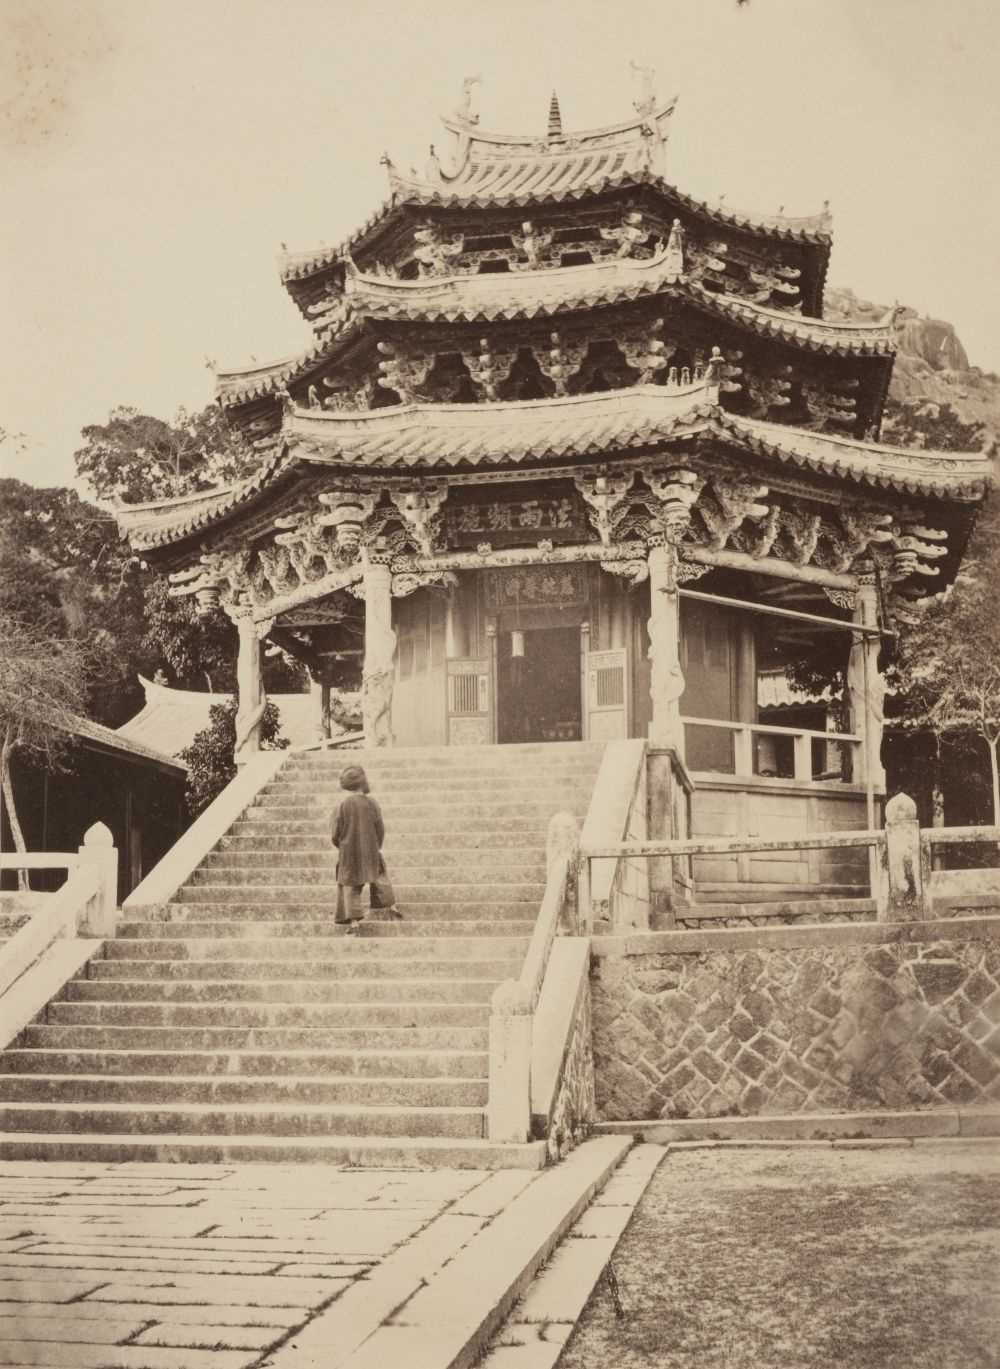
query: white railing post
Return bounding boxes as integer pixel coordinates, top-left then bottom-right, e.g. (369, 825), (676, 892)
(76, 822), (118, 937)
(733, 726), (753, 777)
(793, 732), (813, 782)
(878, 792), (926, 921)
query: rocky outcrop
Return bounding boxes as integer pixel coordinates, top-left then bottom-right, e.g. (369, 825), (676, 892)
(825, 286), (1000, 451)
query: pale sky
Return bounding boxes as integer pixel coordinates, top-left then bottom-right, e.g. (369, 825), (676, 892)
(2, 0), (998, 490)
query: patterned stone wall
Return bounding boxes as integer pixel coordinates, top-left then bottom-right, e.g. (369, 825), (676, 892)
(544, 981), (596, 1160)
(592, 924), (1000, 1121)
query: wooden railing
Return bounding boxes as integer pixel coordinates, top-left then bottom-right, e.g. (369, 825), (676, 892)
(580, 793), (999, 927)
(682, 716), (862, 785)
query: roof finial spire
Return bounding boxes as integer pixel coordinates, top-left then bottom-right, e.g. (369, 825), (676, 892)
(548, 90), (562, 141)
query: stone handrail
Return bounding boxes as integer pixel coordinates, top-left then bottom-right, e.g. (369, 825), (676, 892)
(487, 812), (579, 1144)
(1, 824), (118, 1048)
(125, 750), (289, 910)
(578, 739), (648, 934)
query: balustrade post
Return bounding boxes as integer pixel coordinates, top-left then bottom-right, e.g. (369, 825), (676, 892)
(793, 732), (813, 782)
(733, 727), (753, 777)
(878, 792), (926, 920)
(76, 822), (118, 937)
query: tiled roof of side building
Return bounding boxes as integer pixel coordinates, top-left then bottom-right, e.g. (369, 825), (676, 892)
(63, 712), (186, 774)
(118, 676), (356, 756)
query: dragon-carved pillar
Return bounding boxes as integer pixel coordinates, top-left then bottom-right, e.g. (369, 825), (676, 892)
(646, 540), (685, 754)
(228, 601), (268, 766)
(362, 553), (396, 748)
(846, 569), (886, 794)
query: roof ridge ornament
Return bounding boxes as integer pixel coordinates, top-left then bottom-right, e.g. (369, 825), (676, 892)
(547, 90), (563, 141)
(629, 59), (657, 120)
(454, 74), (482, 126)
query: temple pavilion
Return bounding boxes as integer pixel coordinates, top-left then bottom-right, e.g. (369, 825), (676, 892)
(118, 75), (990, 897)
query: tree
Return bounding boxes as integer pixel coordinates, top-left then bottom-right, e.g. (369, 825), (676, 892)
(75, 404), (259, 505)
(891, 504), (1000, 824)
(0, 613), (94, 889)
(178, 700), (287, 817)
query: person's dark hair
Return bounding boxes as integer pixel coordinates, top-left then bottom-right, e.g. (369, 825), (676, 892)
(339, 764), (369, 793)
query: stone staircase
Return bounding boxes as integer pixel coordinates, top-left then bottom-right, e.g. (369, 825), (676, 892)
(0, 742), (605, 1165)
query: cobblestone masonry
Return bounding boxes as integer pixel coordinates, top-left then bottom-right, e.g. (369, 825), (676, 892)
(592, 929), (1000, 1121)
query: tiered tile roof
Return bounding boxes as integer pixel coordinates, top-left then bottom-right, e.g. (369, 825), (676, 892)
(118, 384), (991, 553)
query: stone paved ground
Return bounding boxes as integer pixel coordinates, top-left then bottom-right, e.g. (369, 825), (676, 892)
(558, 1142), (1000, 1369)
(0, 1160), (538, 1368)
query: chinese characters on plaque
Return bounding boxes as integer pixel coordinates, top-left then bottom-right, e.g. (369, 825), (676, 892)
(482, 565), (589, 608)
(447, 495), (586, 547)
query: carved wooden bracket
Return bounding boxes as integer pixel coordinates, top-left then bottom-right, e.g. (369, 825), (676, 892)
(533, 331), (587, 396)
(573, 470), (638, 547)
(600, 211), (650, 259)
(376, 340), (433, 404)
(511, 220), (554, 270)
(462, 338), (515, 402)
(388, 484), (449, 557)
(412, 220), (464, 277)
(696, 477), (770, 551)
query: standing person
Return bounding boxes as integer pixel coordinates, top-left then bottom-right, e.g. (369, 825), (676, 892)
(330, 764), (401, 931)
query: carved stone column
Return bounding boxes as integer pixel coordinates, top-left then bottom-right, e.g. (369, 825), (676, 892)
(362, 554), (396, 747)
(646, 541), (685, 753)
(229, 602), (267, 766)
(847, 571), (886, 792)
(308, 669), (331, 743)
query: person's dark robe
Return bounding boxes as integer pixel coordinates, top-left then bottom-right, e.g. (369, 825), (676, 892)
(330, 793), (385, 886)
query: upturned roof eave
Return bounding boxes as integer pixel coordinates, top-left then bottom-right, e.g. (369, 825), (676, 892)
(277, 173), (833, 300)
(123, 389), (990, 557)
(217, 277), (891, 414)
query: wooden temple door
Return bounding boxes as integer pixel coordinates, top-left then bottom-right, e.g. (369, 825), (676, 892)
(582, 624), (629, 740)
(446, 657), (492, 745)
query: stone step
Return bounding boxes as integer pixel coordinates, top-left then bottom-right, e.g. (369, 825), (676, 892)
(0, 1072), (488, 1108)
(218, 831), (550, 852)
(231, 815), (559, 837)
(695, 882), (869, 904)
(45, 1000), (491, 1029)
(0, 1046), (488, 1079)
(64, 976), (502, 1005)
(187, 863), (547, 887)
(0, 1101), (486, 1139)
(285, 741), (604, 766)
(111, 920), (536, 941)
(86, 955), (517, 981)
(244, 799), (589, 822)
(0, 1131), (547, 1168)
(173, 884), (545, 905)
(263, 776), (596, 798)
(102, 934), (529, 959)
(156, 898), (542, 919)
(20, 1023), (490, 1051)
(201, 847), (547, 871)
(679, 896), (877, 921)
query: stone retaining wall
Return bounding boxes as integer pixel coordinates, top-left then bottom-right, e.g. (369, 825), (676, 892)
(591, 917), (1000, 1122)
